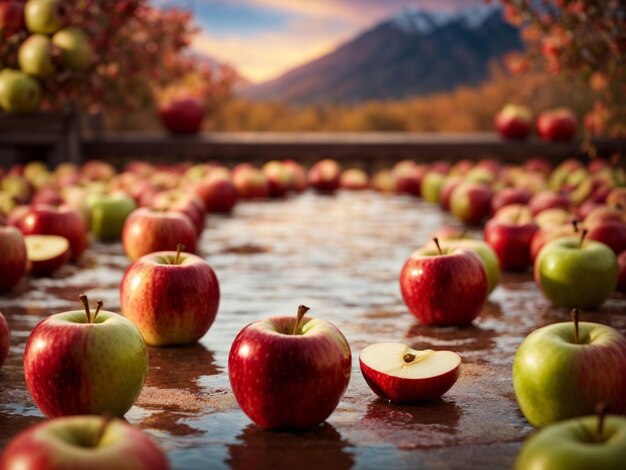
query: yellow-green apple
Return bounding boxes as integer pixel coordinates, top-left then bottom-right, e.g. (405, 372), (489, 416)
(450, 182), (492, 225)
(537, 108), (578, 141)
(530, 224), (579, 264)
(421, 171), (446, 203)
(370, 169), (397, 193)
(308, 159), (342, 192)
(18, 204), (87, 261)
(586, 220), (626, 254)
(51, 26), (92, 71)
(24, 295), (148, 417)
(122, 208), (197, 261)
(400, 240), (487, 326)
(535, 208), (571, 229)
(495, 104), (532, 139)
(529, 190), (570, 216)
(282, 160), (308, 192)
(359, 342), (461, 403)
(0, 226), (27, 291)
(158, 96), (204, 134)
(0, 311), (9, 367)
(339, 168), (369, 190)
(18, 34), (56, 78)
(516, 413), (626, 470)
(491, 187), (532, 214)
(0, 68), (41, 114)
(193, 175), (237, 213)
(152, 190), (206, 237)
(493, 203), (533, 223)
(535, 233), (618, 308)
(228, 305), (351, 430)
(24, 0), (65, 34)
(262, 161), (294, 197)
(232, 167), (270, 199)
(0, 1), (25, 33)
(484, 215), (539, 271)
(425, 238), (500, 294)
(513, 311), (626, 427)
(0, 416), (169, 470)
(548, 159), (582, 191)
(120, 246), (219, 346)
(24, 234), (69, 276)
(89, 193), (137, 241)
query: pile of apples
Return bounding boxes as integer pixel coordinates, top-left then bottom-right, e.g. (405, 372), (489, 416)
(495, 104), (578, 141)
(0, 0), (92, 114)
(1, 154), (626, 469)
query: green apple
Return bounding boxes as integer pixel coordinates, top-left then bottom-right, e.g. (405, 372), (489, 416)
(516, 414), (626, 470)
(89, 193), (137, 241)
(18, 34), (56, 78)
(513, 313), (626, 428)
(421, 172), (446, 203)
(52, 27), (92, 71)
(535, 235), (618, 309)
(0, 68), (41, 114)
(426, 238), (500, 294)
(24, 0), (65, 34)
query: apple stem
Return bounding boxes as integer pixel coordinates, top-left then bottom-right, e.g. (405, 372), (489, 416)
(291, 305), (310, 335)
(579, 229), (588, 249)
(596, 402), (608, 443)
(93, 300), (103, 323)
(433, 238), (443, 256)
(79, 294), (91, 324)
(174, 244), (185, 265)
(571, 308), (580, 344)
(93, 415), (114, 448)
(572, 219), (579, 233)
(403, 353), (416, 363)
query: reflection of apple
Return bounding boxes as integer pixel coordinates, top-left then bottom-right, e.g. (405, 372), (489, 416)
(513, 312), (626, 427)
(516, 414), (626, 469)
(0, 416), (169, 470)
(24, 234), (69, 276)
(158, 96), (204, 135)
(360, 342), (461, 403)
(229, 306), (351, 430)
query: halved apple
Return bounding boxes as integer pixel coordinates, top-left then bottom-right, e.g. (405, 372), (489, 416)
(24, 235), (70, 276)
(359, 342), (461, 403)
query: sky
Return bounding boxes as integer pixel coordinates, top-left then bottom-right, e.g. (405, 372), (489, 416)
(158, 0), (486, 83)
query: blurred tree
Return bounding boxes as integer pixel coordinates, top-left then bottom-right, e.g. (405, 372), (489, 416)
(501, 0), (626, 139)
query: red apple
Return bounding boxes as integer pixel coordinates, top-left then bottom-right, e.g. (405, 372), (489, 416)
(122, 208), (197, 261)
(529, 190), (570, 216)
(399, 240), (487, 326)
(495, 104), (532, 139)
(0, 416), (169, 470)
(193, 176), (237, 213)
(449, 160), (474, 176)
(587, 221), (626, 254)
(490, 187), (532, 214)
(0, 1), (25, 33)
(359, 343), (461, 403)
(308, 159), (342, 192)
(0, 226), (27, 291)
(262, 161), (294, 197)
(484, 217), (539, 271)
(282, 160), (308, 192)
(31, 188), (64, 206)
(370, 169), (397, 193)
(393, 161), (427, 196)
(158, 96), (205, 135)
(450, 182), (493, 226)
(24, 234), (69, 276)
(524, 158), (552, 175)
(228, 306), (351, 430)
(606, 188), (626, 209)
(439, 176), (463, 212)
(120, 246), (219, 346)
(530, 225), (579, 264)
(537, 108), (578, 141)
(339, 168), (369, 190)
(152, 190), (206, 237)
(233, 167), (270, 199)
(18, 204), (87, 261)
(0, 311), (9, 367)
(535, 208), (572, 228)
(585, 206), (626, 228)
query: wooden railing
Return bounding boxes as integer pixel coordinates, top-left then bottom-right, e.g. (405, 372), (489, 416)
(2, 113), (625, 169)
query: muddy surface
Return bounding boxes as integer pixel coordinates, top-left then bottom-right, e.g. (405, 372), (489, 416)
(1, 192), (625, 469)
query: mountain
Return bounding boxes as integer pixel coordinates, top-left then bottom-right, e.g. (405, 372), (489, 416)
(242, 5), (523, 105)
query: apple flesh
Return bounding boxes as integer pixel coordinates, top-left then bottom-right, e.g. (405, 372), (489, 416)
(0, 416), (169, 470)
(359, 342), (461, 403)
(228, 306), (351, 430)
(24, 234), (69, 276)
(24, 296), (148, 418)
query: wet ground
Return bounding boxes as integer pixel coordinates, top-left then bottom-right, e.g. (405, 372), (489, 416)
(1, 191), (625, 469)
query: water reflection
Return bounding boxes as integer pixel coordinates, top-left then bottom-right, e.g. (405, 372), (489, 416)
(405, 323), (497, 353)
(226, 422), (354, 470)
(146, 342), (219, 391)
